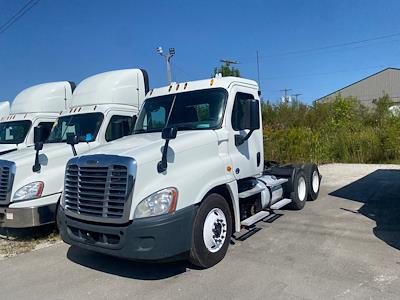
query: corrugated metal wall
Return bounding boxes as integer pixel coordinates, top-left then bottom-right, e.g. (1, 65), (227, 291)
(317, 68), (400, 107)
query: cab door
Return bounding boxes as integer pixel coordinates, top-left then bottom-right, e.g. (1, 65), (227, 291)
(228, 86), (263, 179)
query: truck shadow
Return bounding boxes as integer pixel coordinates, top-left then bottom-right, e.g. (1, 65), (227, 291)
(66, 245), (190, 280)
(329, 169), (400, 250)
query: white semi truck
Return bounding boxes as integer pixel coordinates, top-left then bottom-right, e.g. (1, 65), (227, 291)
(0, 69), (148, 228)
(58, 76), (321, 268)
(0, 101), (10, 118)
(0, 82), (75, 155)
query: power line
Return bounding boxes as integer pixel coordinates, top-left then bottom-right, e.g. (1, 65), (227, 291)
(0, 0), (40, 35)
(261, 63), (398, 81)
(240, 31), (400, 63)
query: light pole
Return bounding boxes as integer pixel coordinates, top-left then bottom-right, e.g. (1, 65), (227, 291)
(156, 46), (175, 84)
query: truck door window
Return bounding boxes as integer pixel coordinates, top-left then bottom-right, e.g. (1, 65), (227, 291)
(46, 113), (104, 143)
(105, 115), (133, 142)
(231, 92), (255, 131)
(0, 120), (32, 144)
(38, 122), (54, 142)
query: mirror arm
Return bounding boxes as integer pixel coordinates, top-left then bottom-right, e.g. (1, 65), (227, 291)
(32, 143), (43, 172)
(235, 130), (254, 146)
(157, 140), (170, 173)
(70, 145), (77, 156)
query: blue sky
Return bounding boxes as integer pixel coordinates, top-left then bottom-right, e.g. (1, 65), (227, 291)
(1, 0), (400, 104)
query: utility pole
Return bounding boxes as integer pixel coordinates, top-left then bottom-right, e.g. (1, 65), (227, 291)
(292, 93), (302, 102)
(220, 59), (239, 67)
(280, 88), (292, 103)
(256, 50), (260, 90)
(156, 46), (175, 84)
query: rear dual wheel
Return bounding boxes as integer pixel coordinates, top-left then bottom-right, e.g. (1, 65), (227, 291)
(288, 169), (308, 210)
(303, 164), (321, 201)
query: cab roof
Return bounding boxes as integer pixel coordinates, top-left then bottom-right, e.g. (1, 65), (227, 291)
(71, 69), (148, 108)
(147, 76), (258, 98)
(11, 81), (74, 114)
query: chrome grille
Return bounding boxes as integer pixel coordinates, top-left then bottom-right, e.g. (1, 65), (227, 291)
(0, 167), (10, 202)
(0, 160), (15, 205)
(63, 155), (136, 224)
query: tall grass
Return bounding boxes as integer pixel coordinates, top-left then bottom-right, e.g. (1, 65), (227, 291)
(262, 95), (400, 164)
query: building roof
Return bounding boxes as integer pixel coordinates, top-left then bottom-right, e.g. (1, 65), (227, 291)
(316, 67), (400, 102)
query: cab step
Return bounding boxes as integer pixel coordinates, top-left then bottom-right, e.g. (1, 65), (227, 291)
(241, 210), (270, 227)
(270, 198), (292, 210)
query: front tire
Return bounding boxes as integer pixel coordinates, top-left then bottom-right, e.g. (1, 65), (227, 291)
(189, 193), (232, 268)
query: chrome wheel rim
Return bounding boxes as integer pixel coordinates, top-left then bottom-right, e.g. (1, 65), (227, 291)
(298, 176), (307, 201)
(312, 170), (320, 193)
(203, 208), (227, 253)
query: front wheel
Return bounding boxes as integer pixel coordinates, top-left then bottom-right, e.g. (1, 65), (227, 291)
(189, 193), (232, 268)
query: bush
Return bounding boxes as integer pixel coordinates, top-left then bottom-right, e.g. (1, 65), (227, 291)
(262, 95), (400, 164)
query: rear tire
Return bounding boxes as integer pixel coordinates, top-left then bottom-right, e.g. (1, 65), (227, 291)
(189, 193), (232, 268)
(288, 169), (308, 210)
(303, 164), (321, 201)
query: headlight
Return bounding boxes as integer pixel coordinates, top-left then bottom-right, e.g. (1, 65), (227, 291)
(13, 181), (44, 202)
(134, 187), (178, 219)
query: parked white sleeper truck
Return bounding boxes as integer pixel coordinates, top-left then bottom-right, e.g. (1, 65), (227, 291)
(0, 69), (148, 228)
(0, 101), (10, 118)
(58, 76), (321, 268)
(0, 82), (75, 155)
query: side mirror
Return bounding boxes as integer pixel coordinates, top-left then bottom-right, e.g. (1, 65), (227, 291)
(32, 126), (45, 172)
(162, 127), (178, 140)
(111, 119), (130, 140)
(66, 133), (79, 146)
(111, 121), (124, 140)
(66, 133), (79, 156)
(235, 100), (260, 146)
(34, 126), (46, 145)
(131, 115), (138, 129)
(157, 127), (178, 173)
(247, 99), (260, 130)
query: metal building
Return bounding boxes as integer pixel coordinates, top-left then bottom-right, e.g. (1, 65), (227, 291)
(316, 68), (400, 107)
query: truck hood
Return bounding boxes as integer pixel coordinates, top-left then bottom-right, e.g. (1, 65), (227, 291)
(0, 144), (19, 156)
(0, 142), (93, 201)
(75, 129), (230, 219)
(87, 130), (217, 165)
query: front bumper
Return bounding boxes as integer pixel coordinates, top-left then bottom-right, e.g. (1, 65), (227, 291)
(58, 205), (198, 261)
(0, 203), (57, 228)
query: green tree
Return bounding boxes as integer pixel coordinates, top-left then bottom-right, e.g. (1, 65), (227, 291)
(213, 64), (241, 77)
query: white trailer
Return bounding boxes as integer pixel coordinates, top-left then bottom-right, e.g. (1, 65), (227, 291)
(0, 82), (74, 155)
(0, 69), (149, 228)
(58, 76), (321, 268)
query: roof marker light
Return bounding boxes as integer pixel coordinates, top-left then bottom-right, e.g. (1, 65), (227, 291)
(168, 85), (173, 92)
(210, 79), (214, 86)
(184, 82), (188, 89)
(78, 107), (82, 112)
(93, 105), (97, 111)
(176, 84), (180, 91)
(150, 89), (154, 96)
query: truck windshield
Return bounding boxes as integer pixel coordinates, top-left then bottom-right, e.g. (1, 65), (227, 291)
(46, 113), (104, 143)
(134, 88), (227, 133)
(0, 120), (32, 144)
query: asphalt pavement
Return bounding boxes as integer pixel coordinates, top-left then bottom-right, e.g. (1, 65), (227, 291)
(1, 164), (400, 300)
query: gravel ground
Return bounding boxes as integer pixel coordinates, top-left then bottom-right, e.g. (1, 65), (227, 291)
(0, 226), (60, 259)
(0, 163), (399, 300)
